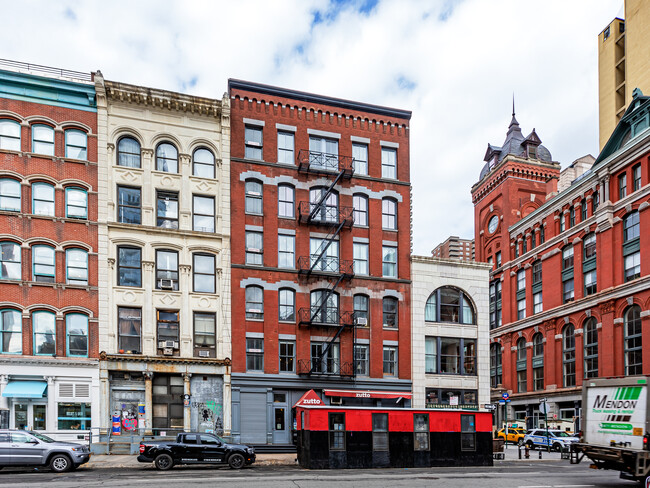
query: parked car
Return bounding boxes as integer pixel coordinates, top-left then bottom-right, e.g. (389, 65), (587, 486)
(496, 427), (527, 445)
(524, 429), (579, 451)
(0, 430), (91, 472)
(138, 432), (255, 470)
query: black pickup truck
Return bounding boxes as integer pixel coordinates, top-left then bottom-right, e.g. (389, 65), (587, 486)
(138, 432), (255, 470)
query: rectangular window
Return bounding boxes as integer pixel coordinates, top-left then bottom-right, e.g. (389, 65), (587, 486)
(32, 183), (54, 216)
(625, 252), (641, 281)
(619, 173), (627, 199)
(560, 214), (566, 232)
(517, 370), (527, 393)
(310, 238), (338, 272)
(383, 346), (397, 376)
(157, 191), (179, 229)
(382, 245), (397, 278)
(584, 234), (596, 259)
(278, 185), (294, 218)
(532, 261), (542, 283)
(278, 289), (295, 322)
(381, 147), (397, 179)
(279, 340), (295, 372)
(33, 312), (55, 355)
(0, 309), (21, 354)
(517, 269), (525, 291)
(245, 180), (263, 215)
(157, 310), (179, 348)
(533, 292), (543, 314)
(584, 269), (597, 296)
(118, 307), (141, 354)
(563, 247), (574, 270)
(353, 194), (368, 226)
(460, 414), (476, 451)
(533, 365), (544, 391)
(66, 314), (88, 357)
(309, 136), (339, 170)
(383, 298), (398, 328)
(277, 131), (294, 164)
(633, 164), (642, 191)
(0, 120), (21, 151)
(581, 200), (588, 221)
(33, 245), (55, 282)
(193, 195), (215, 232)
(496, 251), (501, 267)
(117, 186), (141, 224)
(563, 279), (574, 303)
(352, 143), (368, 175)
(65, 188), (87, 219)
(372, 413), (389, 451)
(278, 234), (295, 269)
(425, 336), (437, 374)
(353, 242), (369, 275)
(156, 250), (179, 290)
(354, 344), (369, 376)
(517, 298), (526, 320)
(32, 125), (54, 156)
(193, 253), (216, 293)
(245, 126), (263, 160)
(194, 312), (216, 350)
(414, 414), (429, 451)
(0, 179), (21, 212)
(246, 231), (263, 266)
(569, 206), (575, 227)
(382, 199), (397, 230)
(540, 226), (545, 243)
(66, 249), (88, 285)
(65, 130), (87, 160)
(57, 403), (91, 430)
(246, 338), (264, 371)
(329, 413), (345, 450)
(311, 342), (340, 373)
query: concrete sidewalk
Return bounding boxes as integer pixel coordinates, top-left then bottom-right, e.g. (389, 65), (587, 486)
(495, 444), (567, 462)
(84, 452), (298, 469)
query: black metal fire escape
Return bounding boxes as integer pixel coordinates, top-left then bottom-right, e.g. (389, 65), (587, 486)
(296, 149), (356, 377)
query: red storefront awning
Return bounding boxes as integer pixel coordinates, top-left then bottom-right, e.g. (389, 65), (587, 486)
(323, 389), (412, 400)
(294, 389), (326, 407)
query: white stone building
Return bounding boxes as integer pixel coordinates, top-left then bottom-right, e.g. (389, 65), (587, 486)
(411, 255), (491, 412)
(95, 74), (231, 437)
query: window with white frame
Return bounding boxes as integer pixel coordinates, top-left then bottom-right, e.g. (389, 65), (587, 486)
(277, 131), (294, 164)
(382, 245), (397, 277)
(65, 187), (87, 219)
(382, 346), (397, 376)
(245, 286), (264, 320)
(624, 305), (642, 375)
(352, 143), (368, 175)
(383, 297), (397, 328)
(353, 294), (369, 325)
(0, 178), (21, 211)
(32, 125), (54, 156)
(65, 129), (87, 160)
(381, 147), (397, 179)
(246, 231), (263, 266)
(279, 340), (295, 372)
(353, 242), (368, 275)
(354, 344), (369, 376)
(563, 325), (576, 387)
(245, 126), (263, 160)
(193, 253), (215, 293)
(310, 237), (338, 272)
(155, 250), (179, 291)
(245, 179), (263, 214)
(193, 148), (215, 178)
(277, 184), (294, 218)
(246, 338), (264, 371)
(0, 119), (21, 151)
(353, 194), (368, 226)
(584, 317), (598, 379)
(193, 195), (215, 232)
(118, 307), (141, 353)
(156, 142), (178, 173)
(278, 234), (295, 269)
(32, 182), (55, 216)
(309, 136), (338, 169)
(66, 248), (88, 285)
(624, 212), (640, 282)
(194, 312), (216, 350)
(117, 137), (141, 168)
(382, 198), (397, 230)
(278, 288), (295, 322)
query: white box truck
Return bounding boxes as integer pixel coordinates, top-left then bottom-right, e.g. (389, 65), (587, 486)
(570, 376), (650, 481)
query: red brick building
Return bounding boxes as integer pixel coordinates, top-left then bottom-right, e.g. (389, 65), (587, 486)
(0, 62), (99, 436)
(228, 79), (412, 445)
(472, 91), (650, 430)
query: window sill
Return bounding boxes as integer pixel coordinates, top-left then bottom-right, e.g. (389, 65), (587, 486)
(353, 225), (369, 229)
(278, 320), (296, 325)
(382, 228), (398, 233)
(0, 148), (22, 157)
(245, 212), (264, 217)
(383, 327), (398, 330)
(245, 318), (265, 322)
(114, 164), (144, 171)
(278, 216), (296, 220)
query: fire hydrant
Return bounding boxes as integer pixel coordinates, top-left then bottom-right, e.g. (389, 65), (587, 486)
(524, 444), (530, 459)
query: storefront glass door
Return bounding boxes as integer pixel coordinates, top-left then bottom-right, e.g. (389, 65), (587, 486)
(14, 404), (28, 430)
(272, 392), (290, 444)
(12, 402), (47, 430)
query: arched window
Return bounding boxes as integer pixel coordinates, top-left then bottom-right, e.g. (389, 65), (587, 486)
(383, 297), (398, 328)
(156, 142), (178, 173)
(563, 324), (576, 387)
(0, 241), (21, 280)
(0, 308), (22, 354)
(0, 119), (21, 151)
(66, 248), (88, 285)
(245, 179), (263, 214)
(490, 343), (502, 388)
(33, 311), (56, 355)
(117, 137), (141, 168)
(32, 245), (55, 282)
(192, 148), (215, 178)
(353, 294), (369, 325)
(623, 212), (641, 281)
(65, 187), (88, 219)
(245, 286), (264, 320)
(278, 288), (295, 322)
(32, 124), (54, 156)
(584, 317), (598, 379)
(532, 333), (544, 390)
(624, 305), (642, 375)
(278, 184), (295, 218)
(424, 287), (475, 324)
(0, 178), (21, 212)
(310, 289), (338, 325)
(32, 182), (55, 216)
(65, 129), (87, 160)
(382, 198), (397, 230)
(353, 193), (368, 226)
(516, 338), (527, 393)
(309, 187), (338, 223)
(66, 313), (88, 357)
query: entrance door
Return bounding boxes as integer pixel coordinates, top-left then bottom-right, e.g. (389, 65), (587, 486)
(272, 392), (290, 445)
(12, 402), (46, 431)
(152, 374), (184, 430)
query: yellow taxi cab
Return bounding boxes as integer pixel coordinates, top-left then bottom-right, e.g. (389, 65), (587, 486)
(496, 427), (527, 445)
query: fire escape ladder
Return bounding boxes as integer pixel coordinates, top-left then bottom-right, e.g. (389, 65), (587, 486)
(308, 168), (346, 222)
(309, 274), (345, 324)
(309, 220), (346, 275)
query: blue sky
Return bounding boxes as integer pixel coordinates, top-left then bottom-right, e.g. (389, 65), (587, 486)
(0, 0), (623, 254)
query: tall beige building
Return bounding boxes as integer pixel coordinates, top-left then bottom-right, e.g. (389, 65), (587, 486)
(94, 73), (231, 444)
(598, 0), (650, 149)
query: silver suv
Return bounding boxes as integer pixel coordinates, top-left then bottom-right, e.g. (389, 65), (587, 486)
(0, 430), (91, 472)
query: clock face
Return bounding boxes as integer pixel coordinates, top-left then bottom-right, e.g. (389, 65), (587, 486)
(488, 215), (499, 234)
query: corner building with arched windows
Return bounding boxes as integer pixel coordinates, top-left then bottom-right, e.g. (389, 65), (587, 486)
(94, 74), (232, 442)
(0, 63), (100, 438)
(472, 91), (650, 431)
(228, 80), (412, 446)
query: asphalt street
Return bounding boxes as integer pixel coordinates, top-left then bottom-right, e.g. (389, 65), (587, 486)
(0, 460), (642, 488)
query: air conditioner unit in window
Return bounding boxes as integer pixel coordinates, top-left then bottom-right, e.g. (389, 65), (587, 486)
(158, 279), (174, 290)
(355, 317), (368, 326)
(163, 348), (174, 356)
(330, 396), (342, 405)
(198, 350), (211, 358)
(158, 340), (178, 349)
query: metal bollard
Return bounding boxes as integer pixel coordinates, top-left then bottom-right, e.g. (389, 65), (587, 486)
(539, 449), (542, 459)
(518, 445), (522, 459)
(525, 444), (530, 459)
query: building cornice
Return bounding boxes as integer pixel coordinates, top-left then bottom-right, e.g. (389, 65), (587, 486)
(411, 254), (492, 271)
(99, 352), (230, 366)
(0, 355), (99, 368)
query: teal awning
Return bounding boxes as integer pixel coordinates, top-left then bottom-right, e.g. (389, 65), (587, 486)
(2, 381), (47, 398)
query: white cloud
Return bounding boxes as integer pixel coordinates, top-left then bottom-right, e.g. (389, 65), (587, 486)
(0, 0), (622, 254)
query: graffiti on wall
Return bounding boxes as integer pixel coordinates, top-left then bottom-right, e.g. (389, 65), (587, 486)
(191, 401), (223, 434)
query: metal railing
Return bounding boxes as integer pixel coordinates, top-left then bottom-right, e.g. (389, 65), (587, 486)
(298, 202), (354, 226)
(0, 59), (93, 83)
(297, 150), (354, 175)
(297, 256), (354, 277)
(296, 359), (354, 376)
(298, 308), (355, 326)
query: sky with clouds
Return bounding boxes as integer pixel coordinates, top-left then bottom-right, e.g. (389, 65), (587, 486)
(1, 0), (623, 254)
